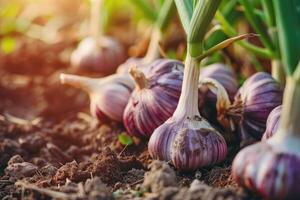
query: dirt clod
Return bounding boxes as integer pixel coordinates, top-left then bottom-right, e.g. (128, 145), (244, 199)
(143, 160), (177, 193)
(5, 162), (38, 179)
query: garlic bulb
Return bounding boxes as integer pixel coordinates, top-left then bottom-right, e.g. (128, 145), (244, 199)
(232, 136), (300, 200)
(70, 36), (125, 74)
(148, 55), (227, 171)
(123, 59), (184, 138)
(60, 73), (134, 122)
(221, 72), (283, 142)
(262, 105), (281, 140)
(232, 78), (300, 200)
(198, 63), (238, 127)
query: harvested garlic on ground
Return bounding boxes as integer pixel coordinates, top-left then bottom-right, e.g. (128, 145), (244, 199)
(123, 59), (184, 138)
(60, 73), (134, 122)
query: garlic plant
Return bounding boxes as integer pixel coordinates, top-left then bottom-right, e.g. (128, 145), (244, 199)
(71, 0), (125, 74)
(149, 0), (228, 171)
(232, 0), (300, 198)
(61, 0), (175, 123)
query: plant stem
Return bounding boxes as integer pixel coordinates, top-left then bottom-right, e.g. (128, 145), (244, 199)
(173, 53), (200, 118)
(131, 0), (157, 22)
(272, 0), (300, 75)
(143, 0), (174, 63)
(261, 0), (275, 27)
(90, 0), (103, 43)
(278, 77), (300, 138)
(143, 28), (161, 63)
(128, 67), (148, 90)
(215, 11), (273, 59)
(239, 0), (274, 52)
(174, 0), (193, 34)
(188, 0), (222, 57)
(60, 74), (94, 93)
(155, 0), (174, 31)
(271, 59), (285, 84)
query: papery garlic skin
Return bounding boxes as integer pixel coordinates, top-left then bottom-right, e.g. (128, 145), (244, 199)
(233, 72), (283, 141)
(123, 59), (184, 138)
(232, 135), (300, 200)
(71, 36), (125, 74)
(198, 63), (238, 126)
(60, 73), (133, 122)
(262, 105), (282, 140)
(91, 83), (132, 122)
(149, 115), (227, 171)
(199, 63), (237, 101)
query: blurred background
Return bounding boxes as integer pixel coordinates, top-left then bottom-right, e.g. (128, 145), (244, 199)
(0, 0), (268, 121)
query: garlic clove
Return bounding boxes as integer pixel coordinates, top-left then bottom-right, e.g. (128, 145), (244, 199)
(70, 36), (125, 74)
(60, 73), (133, 122)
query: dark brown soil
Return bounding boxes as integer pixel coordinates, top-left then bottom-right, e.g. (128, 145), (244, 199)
(0, 37), (262, 200)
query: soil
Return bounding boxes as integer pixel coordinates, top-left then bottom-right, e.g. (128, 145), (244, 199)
(0, 36), (262, 200)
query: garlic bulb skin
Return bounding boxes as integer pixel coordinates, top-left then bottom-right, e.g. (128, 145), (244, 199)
(148, 55), (227, 171)
(232, 134), (300, 200)
(198, 63), (238, 126)
(232, 72), (283, 141)
(149, 115), (227, 171)
(199, 63), (237, 101)
(60, 73), (134, 122)
(70, 36), (125, 74)
(262, 105), (281, 140)
(123, 59), (184, 138)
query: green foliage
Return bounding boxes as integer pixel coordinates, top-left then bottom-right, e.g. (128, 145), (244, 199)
(273, 0), (300, 75)
(118, 133), (133, 146)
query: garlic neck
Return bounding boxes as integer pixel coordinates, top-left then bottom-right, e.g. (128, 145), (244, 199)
(90, 0), (103, 45)
(173, 53), (200, 119)
(277, 77), (300, 138)
(199, 77), (234, 130)
(60, 74), (95, 94)
(143, 27), (161, 64)
(60, 73), (135, 94)
(128, 67), (148, 90)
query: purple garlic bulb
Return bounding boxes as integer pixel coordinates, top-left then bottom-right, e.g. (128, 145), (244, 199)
(123, 59), (184, 138)
(70, 36), (125, 74)
(198, 63), (238, 126)
(148, 55), (227, 171)
(262, 105), (282, 140)
(60, 73), (134, 122)
(149, 115), (228, 171)
(225, 72), (283, 142)
(232, 134), (300, 200)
